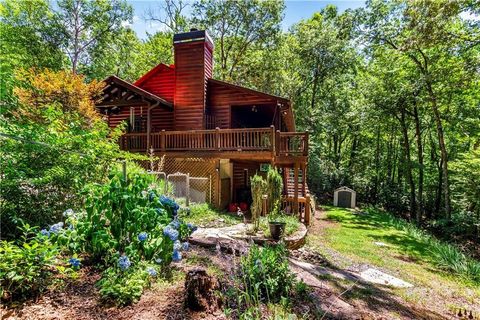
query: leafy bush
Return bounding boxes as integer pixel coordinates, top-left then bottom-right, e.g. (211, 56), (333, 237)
(0, 69), (128, 239)
(250, 175), (267, 230)
(97, 262), (159, 306)
(0, 225), (59, 301)
(223, 244), (298, 319)
(266, 168), (283, 211)
(74, 165), (194, 304)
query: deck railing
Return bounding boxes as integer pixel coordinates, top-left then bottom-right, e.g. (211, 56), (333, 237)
(119, 127), (308, 156)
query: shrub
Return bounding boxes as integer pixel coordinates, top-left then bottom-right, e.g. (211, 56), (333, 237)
(250, 175), (267, 230)
(0, 69), (128, 239)
(0, 224), (59, 301)
(97, 262), (158, 306)
(266, 168), (283, 211)
(76, 164), (191, 264)
(75, 165), (195, 304)
(240, 245), (295, 302)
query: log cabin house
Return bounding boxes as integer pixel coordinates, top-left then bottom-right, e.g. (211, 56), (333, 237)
(96, 29), (311, 224)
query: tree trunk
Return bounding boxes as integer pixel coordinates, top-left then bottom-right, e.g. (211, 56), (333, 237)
(435, 157), (443, 218)
(184, 268), (221, 312)
(426, 82), (451, 219)
(399, 106), (416, 221)
(413, 104), (424, 225)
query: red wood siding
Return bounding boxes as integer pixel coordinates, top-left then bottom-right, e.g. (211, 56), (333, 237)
(207, 81), (278, 129)
(173, 40), (213, 131)
(135, 64), (175, 103)
(150, 107), (174, 131)
(107, 105), (148, 129)
(106, 105), (173, 132)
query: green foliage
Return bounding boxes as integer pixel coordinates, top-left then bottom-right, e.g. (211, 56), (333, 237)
(250, 174), (267, 230)
(0, 69), (127, 239)
(226, 244), (296, 318)
(179, 203), (242, 227)
(191, 0), (284, 84)
(261, 213), (300, 237)
(78, 164), (185, 263)
(97, 263), (154, 306)
(0, 224), (59, 300)
(266, 168), (283, 212)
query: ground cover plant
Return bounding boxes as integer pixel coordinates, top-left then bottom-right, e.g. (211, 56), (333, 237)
(222, 244), (308, 319)
(180, 203), (242, 228)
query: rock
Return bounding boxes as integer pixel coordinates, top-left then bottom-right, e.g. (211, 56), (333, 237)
(359, 268), (413, 288)
(184, 268), (221, 312)
(373, 241), (390, 247)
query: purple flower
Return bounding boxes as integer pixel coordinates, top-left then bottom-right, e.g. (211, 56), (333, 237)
(186, 223), (197, 232)
(40, 229), (50, 237)
(173, 240), (181, 251)
(118, 255), (131, 270)
(159, 196), (179, 215)
(49, 222), (64, 234)
(63, 209), (74, 217)
(182, 242), (189, 251)
(68, 257), (81, 268)
(170, 217), (180, 230)
(138, 232), (148, 242)
(172, 250), (182, 262)
(146, 267), (157, 276)
(163, 226), (179, 241)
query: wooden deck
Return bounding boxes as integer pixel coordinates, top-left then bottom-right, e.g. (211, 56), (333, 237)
(120, 126), (308, 163)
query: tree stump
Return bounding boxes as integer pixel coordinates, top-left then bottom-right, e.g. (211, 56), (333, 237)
(184, 267), (220, 312)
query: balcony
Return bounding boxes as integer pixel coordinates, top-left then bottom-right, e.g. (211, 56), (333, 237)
(119, 127), (308, 160)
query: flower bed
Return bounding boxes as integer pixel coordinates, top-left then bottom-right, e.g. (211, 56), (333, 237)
(0, 164), (197, 305)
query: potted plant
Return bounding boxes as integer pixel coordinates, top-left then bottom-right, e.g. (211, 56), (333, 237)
(268, 202), (286, 240)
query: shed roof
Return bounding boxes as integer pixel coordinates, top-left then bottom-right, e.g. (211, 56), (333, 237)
(334, 186), (356, 193)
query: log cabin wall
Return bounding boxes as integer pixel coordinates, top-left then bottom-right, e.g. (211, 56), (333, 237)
(207, 80), (280, 129)
(173, 30), (214, 131)
(107, 105), (148, 129)
(150, 107), (174, 132)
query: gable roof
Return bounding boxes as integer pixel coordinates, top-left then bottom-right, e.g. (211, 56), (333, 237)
(97, 75), (173, 109)
(134, 63), (174, 87)
(208, 79), (289, 105)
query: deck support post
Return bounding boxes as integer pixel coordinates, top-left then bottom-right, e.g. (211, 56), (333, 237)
(160, 130), (165, 151)
(146, 106), (151, 153)
(294, 162), (299, 217)
(301, 163), (306, 198)
(305, 195), (311, 226)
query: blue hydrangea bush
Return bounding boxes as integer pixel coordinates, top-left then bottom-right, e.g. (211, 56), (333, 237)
(73, 166), (195, 305)
(2, 165), (197, 305)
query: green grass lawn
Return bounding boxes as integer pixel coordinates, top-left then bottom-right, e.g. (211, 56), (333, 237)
(307, 206), (480, 309)
(179, 203), (242, 227)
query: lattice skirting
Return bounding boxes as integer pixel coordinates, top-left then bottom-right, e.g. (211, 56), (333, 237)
(140, 156), (219, 206)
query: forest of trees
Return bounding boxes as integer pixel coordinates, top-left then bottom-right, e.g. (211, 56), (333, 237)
(1, 0), (479, 246)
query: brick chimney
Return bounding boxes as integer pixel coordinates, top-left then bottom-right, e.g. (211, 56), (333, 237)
(173, 29), (214, 130)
